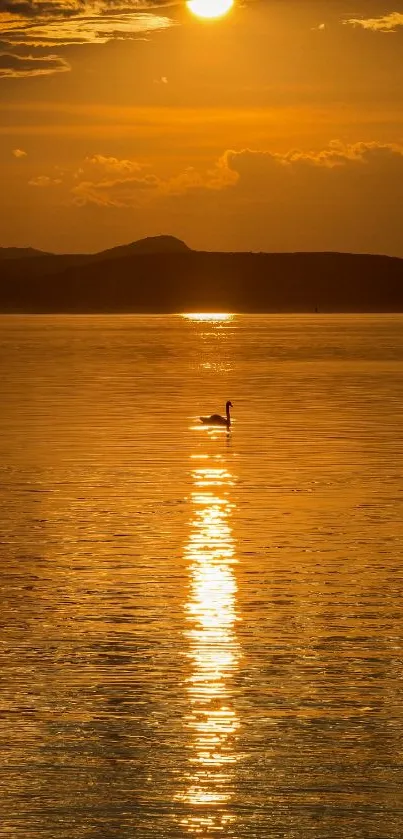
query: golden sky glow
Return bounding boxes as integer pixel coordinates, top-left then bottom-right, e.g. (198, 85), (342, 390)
(2, 0), (403, 255)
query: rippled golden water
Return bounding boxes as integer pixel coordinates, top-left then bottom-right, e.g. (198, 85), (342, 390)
(1, 314), (403, 838)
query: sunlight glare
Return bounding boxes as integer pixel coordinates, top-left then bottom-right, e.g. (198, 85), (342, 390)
(181, 312), (233, 322)
(187, 0), (234, 19)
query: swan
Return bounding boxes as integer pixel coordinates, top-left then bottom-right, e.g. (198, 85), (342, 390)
(200, 401), (233, 428)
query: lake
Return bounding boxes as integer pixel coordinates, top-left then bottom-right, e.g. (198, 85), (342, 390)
(1, 313), (403, 838)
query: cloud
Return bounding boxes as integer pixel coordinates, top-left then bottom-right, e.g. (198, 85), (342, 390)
(225, 141), (403, 175)
(0, 1), (174, 50)
(29, 174), (62, 186)
(0, 51), (70, 77)
(84, 154), (144, 174)
(71, 151), (237, 206)
(73, 174), (161, 205)
(71, 142), (403, 209)
(71, 153), (157, 204)
(216, 142), (403, 202)
(0, 0), (172, 12)
(0, 1), (173, 82)
(0, 1), (86, 15)
(12, 147), (27, 156)
(345, 12), (403, 32)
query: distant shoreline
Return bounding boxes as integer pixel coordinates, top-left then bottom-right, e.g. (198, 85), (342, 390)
(1, 240), (403, 313)
(2, 309), (403, 315)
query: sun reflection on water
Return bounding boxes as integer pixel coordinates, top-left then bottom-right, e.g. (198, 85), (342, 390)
(181, 313), (234, 322)
(178, 458), (240, 834)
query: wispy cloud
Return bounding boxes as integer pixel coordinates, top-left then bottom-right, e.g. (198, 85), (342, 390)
(71, 152), (237, 206)
(345, 12), (403, 32)
(12, 147), (27, 156)
(72, 154), (163, 205)
(84, 154), (144, 174)
(0, 51), (70, 77)
(29, 174), (63, 186)
(0, 1), (174, 49)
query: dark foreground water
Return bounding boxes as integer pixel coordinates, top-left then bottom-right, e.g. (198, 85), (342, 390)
(1, 314), (403, 839)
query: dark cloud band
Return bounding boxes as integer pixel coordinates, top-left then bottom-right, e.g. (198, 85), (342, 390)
(0, 50), (70, 76)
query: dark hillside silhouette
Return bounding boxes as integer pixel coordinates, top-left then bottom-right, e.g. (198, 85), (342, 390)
(0, 247), (49, 260)
(0, 238), (402, 312)
(0, 235), (190, 279)
(86, 235), (191, 262)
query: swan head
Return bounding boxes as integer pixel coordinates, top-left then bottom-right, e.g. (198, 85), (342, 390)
(226, 401), (233, 410)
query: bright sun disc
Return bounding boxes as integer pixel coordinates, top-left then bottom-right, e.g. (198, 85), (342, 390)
(187, 0), (233, 19)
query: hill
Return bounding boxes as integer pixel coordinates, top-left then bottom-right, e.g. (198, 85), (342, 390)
(0, 235), (190, 279)
(0, 238), (402, 312)
(0, 246), (49, 260)
(87, 235), (191, 262)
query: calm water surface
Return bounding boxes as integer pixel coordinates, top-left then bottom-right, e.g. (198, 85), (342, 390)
(1, 314), (403, 838)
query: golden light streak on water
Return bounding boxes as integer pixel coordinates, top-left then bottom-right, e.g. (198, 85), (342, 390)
(178, 459), (240, 834)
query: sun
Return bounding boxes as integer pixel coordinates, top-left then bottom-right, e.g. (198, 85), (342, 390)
(187, 0), (233, 19)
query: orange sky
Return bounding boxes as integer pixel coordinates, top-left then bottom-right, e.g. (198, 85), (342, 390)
(1, 0), (403, 254)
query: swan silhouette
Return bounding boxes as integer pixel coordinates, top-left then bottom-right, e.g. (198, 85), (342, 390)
(200, 401), (233, 428)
